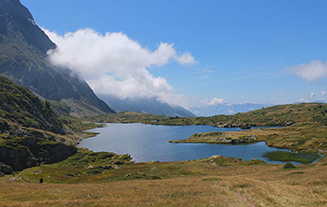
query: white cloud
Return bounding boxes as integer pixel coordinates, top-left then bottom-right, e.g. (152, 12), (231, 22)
(285, 60), (327, 82)
(310, 92), (315, 98)
(176, 53), (196, 65)
(44, 28), (195, 107)
(278, 92), (285, 97)
(321, 91), (326, 96)
(207, 97), (225, 106)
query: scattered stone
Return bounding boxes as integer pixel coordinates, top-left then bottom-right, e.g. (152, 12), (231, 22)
(8, 177), (23, 181)
(100, 165), (112, 170)
(0, 162), (13, 174)
(113, 161), (124, 165)
(240, 124), (251, 129)
(286, 121), (296, 126)
(211, 155), (223, 161)
(125, 174), (133, 177)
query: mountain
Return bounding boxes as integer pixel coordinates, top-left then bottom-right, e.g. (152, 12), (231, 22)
(191, 103), (269, 116)
(99, 95), (195, 117)
(0, 0), (115, 116)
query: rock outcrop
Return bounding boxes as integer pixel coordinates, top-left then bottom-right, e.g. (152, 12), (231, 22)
(0, 137), (77, 171)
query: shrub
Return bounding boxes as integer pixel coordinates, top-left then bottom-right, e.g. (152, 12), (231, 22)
(283, 162), (295, 169)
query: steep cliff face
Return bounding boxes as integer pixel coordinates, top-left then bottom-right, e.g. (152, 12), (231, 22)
(0, 0), (115, 115)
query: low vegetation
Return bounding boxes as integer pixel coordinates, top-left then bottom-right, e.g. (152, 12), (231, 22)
(263, 151), (321, 164)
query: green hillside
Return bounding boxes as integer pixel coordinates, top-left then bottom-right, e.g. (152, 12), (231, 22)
(0, 76), (65, 134)
(153, 103), (327, 127)
(0, 76), (80, 174)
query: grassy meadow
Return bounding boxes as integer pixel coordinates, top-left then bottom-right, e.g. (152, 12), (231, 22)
(1, 156), (327, 206)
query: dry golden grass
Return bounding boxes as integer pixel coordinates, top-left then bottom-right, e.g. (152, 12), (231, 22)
(1, 160), (327, 207)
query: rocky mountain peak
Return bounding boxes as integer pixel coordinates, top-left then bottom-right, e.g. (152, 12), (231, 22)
(0, 0), (56, 53)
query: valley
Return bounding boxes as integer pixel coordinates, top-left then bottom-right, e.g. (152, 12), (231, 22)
(1, 0), (327, 206)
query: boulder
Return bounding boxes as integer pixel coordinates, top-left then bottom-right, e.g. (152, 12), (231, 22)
(240, 124), (251, 129)
(286, 121), (296, 126)
(0, 162), (13, 174)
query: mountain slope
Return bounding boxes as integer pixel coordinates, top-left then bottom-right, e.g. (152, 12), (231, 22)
(0, 0), (115, 116)
(0, 76), (77, 172)
(0, 76), (65, 134)
(99, 95), (195, 117)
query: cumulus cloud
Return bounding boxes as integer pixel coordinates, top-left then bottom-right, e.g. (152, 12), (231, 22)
(207, 97), (225, 106)
(44, 28), (195, 107)
(321, 91), (326, 96)
(310, 92), (315, 98)
(285, 60), (327, 82)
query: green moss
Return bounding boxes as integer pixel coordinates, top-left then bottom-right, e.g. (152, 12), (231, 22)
(241, 159), (267, 166)
(284, 162), (296, 169)
(263, 151), (321, 164)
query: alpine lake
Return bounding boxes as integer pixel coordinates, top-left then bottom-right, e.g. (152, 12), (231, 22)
(78, 123), (321, 164)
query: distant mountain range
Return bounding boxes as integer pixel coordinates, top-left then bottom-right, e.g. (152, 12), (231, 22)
(191, 103), (270, 116)
(0, 0), (115, 116)
(99, 95), (195, 117)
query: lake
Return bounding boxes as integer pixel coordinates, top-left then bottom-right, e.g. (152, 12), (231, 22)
(78, 123), (292, 164)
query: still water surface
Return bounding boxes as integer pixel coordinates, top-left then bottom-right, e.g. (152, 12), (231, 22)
(78, 123), (290, 163)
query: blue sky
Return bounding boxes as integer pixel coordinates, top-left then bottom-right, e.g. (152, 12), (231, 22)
(21, 0), (327, 108)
